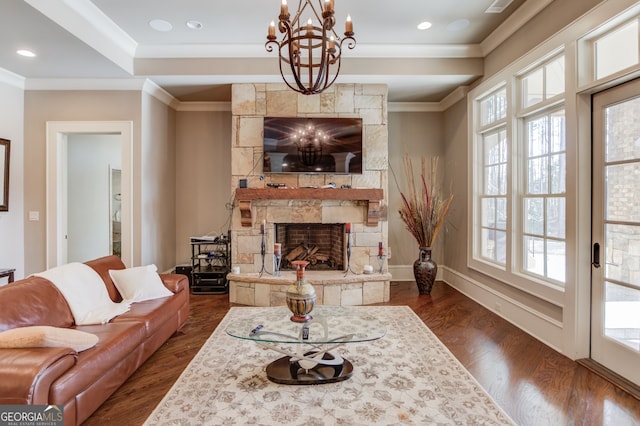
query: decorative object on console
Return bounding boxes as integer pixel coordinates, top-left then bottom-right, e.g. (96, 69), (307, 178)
(398, 155), (454, 294)
(265, 0), (356, 95)
(273, 243), (282, 276)
(377, 241), (386, 273)
(286, 260), (316, 322)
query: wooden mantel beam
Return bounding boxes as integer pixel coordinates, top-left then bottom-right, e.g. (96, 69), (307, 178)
(235, 188), (384, 227)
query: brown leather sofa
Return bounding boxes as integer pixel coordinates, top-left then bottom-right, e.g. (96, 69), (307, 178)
(0, 255), (189, 425)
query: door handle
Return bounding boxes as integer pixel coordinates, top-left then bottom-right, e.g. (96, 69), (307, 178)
(592, 243), (601, 268)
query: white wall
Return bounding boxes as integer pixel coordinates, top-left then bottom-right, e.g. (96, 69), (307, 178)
(0, 72), (25, 282)
(67, 134), (121, 263)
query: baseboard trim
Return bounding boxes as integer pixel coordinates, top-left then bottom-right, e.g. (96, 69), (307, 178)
(577, 358), (640, 401)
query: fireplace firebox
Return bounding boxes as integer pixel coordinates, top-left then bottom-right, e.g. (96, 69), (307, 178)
(275, 223), (345, 271)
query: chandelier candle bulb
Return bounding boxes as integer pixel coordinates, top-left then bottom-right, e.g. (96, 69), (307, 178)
(280, 0), (288, 17)
(306, 18), (313, 35)
(268, 21), (276, 39)
(345, 14), (353, 34)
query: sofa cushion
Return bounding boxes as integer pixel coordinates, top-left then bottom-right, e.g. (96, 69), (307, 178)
(34, 263), (130, 325)
(49, 321), (147, 405)
(111, 288), (186, 338)
(0, 326), (98, 352)
(85, 255), (126, 303)
(109, 264), (173, 302)
(0, 277), (74, 332)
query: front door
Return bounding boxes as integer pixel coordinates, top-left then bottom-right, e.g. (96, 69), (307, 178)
(591, 78), (640, 386)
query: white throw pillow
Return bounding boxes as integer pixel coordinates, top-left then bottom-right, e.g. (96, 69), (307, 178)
(109, 264), (173, 303)
(0, 326), (99, 352)
(34, 263), (130, 325)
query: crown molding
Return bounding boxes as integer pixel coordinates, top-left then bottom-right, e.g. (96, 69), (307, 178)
(0, 67), (26, 89)
(388, 86), (468, 113)
(142, 79), (180, 109)
(481, 0), (554, 56)
(176, 102), (231, 112)
(439, 86), (469, 110)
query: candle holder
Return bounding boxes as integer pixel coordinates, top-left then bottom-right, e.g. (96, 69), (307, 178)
(344, 231), (357, 276)
(273, 253), (282, 276)
(377, 255), (386, 274)
(258, 232), (267, 277)
(258, 232), (272, 277)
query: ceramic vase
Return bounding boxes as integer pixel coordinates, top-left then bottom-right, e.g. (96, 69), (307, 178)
(413, 247), (437, 295)
(286, 260), (316, 322)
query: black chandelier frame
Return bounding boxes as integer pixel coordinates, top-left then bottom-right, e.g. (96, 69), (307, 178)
(266, 0), (356, 95)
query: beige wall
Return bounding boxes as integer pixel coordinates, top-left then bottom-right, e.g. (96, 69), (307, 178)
(0, 80), (25, 281)
(175, 110), (232, 265)
(23, 90), (143, 274)
(140, 93), (177, 270)
(387, 111), (446, 266)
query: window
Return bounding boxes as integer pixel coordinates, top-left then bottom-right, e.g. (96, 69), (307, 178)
(475, 87), (509, 267)
(595, 20), (639, 80)
(480, 129), (508, 264)
(471, 53), (566, 293)
(522, 109), (566, 282)
(522, 56), (565, 108)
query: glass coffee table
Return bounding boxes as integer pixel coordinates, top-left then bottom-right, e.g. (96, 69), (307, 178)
(225, 305), (386, 385)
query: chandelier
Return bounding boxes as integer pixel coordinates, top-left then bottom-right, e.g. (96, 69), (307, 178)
(266, 0), (356, 95)
(292, 119), (328, 165)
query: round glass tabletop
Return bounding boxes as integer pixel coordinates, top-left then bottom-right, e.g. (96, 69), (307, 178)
(225, 305), (386, 344)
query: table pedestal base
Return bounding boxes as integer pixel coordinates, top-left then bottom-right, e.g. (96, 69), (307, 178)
(265, 351), (353, 385)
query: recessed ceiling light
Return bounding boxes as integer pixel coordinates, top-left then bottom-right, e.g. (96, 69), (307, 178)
(447, 19), (470, 32)
(17, 49), (36, 57)
(149, 19), (173, 32)
(186, 20), (203, 30)
(417, 21), (432, 31)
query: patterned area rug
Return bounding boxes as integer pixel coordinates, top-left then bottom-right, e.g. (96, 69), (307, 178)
(144, 306), (514, 425)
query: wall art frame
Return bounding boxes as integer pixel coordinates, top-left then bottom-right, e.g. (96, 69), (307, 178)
(0, 138), (9, 211)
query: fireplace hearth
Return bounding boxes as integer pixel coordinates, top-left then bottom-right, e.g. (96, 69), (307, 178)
(275, 223), (345, 271)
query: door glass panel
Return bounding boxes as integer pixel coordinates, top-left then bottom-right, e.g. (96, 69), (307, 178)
(604, 282), (640, 351)
(605, 224), (640, 285)
(605, 96), (640, 163)
(605, 163), (640, 223)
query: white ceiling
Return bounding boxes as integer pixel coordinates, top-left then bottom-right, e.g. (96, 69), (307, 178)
(0, 0), (547, 103)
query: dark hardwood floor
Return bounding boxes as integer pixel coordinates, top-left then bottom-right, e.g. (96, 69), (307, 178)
(85, 281), (640, 425)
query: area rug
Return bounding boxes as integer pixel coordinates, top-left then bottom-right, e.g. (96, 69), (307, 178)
(144, 306), (515, 425)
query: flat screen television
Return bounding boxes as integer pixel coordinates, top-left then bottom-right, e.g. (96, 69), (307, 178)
(263, 117), (363, 174)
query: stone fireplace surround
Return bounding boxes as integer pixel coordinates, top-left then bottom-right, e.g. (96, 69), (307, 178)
(228, 83), (391, 306)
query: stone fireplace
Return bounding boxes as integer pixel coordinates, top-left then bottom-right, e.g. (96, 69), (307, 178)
(228, 83), (391, 306)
